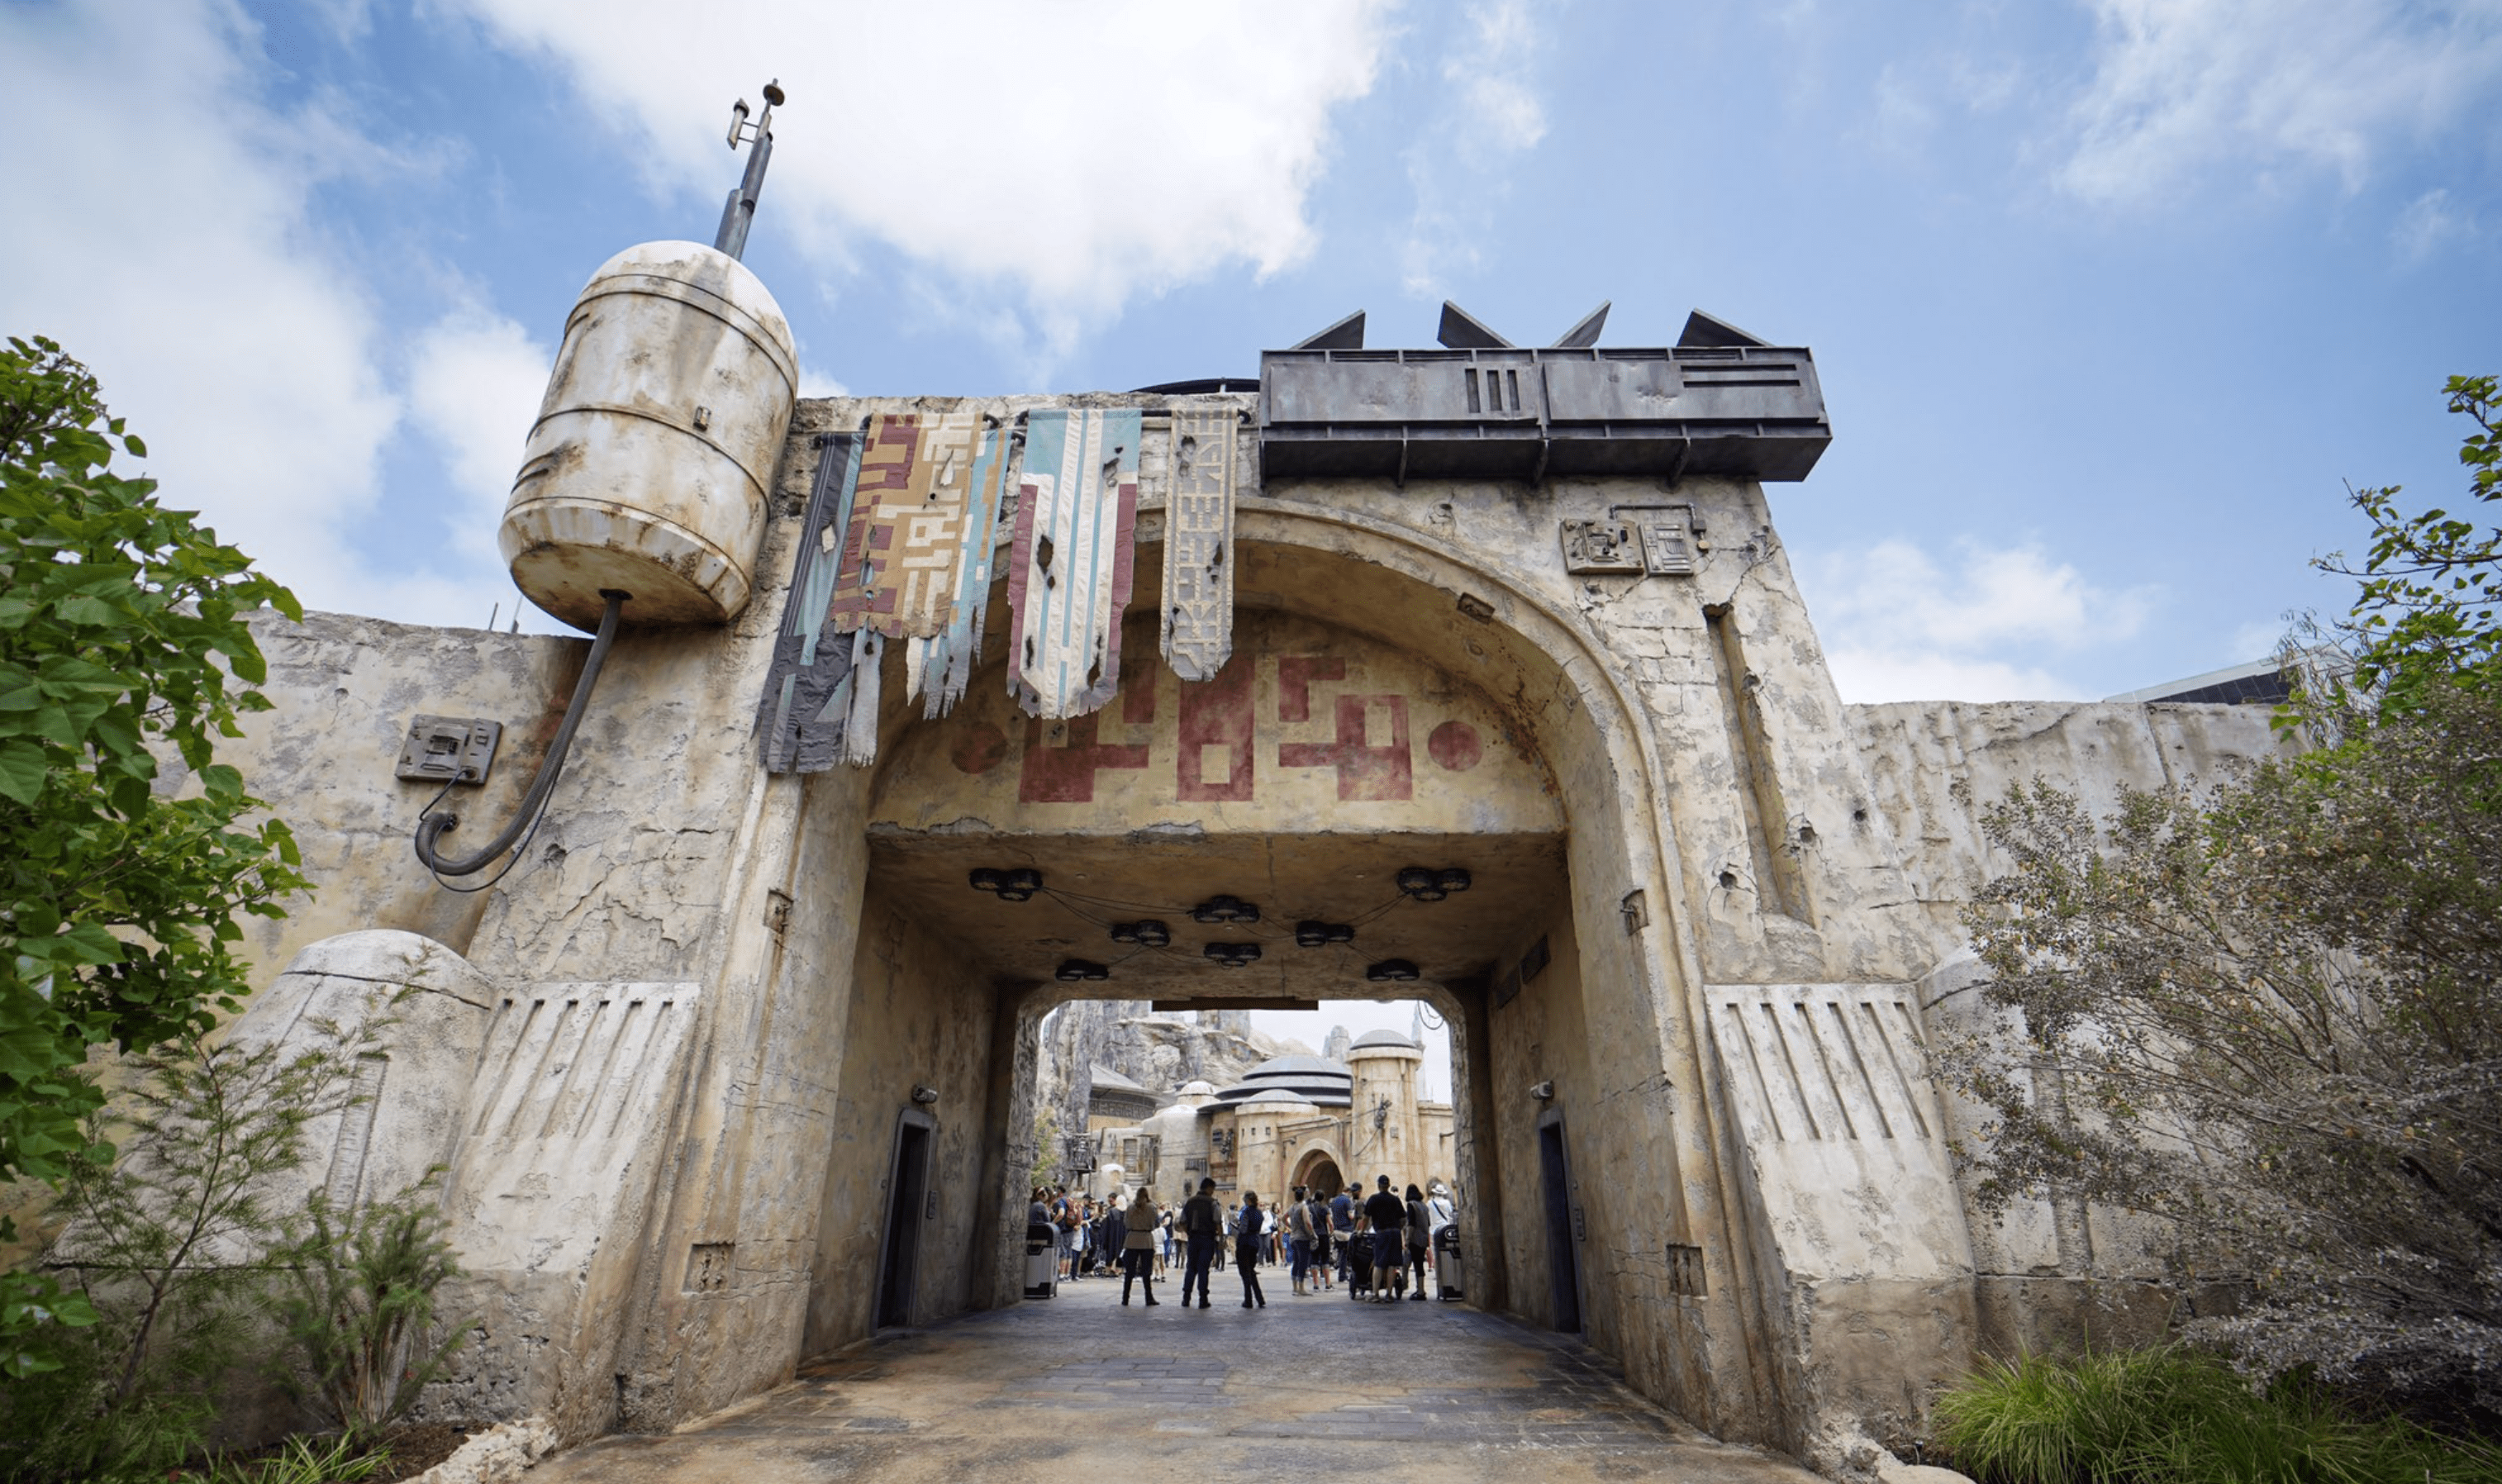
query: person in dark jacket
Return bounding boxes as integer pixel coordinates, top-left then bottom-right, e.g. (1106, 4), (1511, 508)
(1180, 1177), (1220, 1308)
(1306, 1190), (1334, 1291)
(1404, 1183), (1432, 1300)
(1102, 1194), (1127, 1282)
(1363, 1176), (1406, 1304)
(1330, 1187), (1356, 1285)
(1234, 1191), (1268, 1308)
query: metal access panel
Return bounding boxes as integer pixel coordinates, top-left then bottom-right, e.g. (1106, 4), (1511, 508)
(396, 716), (502, 785)
(1260, 345), (1830, 484)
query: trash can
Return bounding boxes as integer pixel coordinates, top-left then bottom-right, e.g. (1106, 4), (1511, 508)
(1025, 1222), (1059, 1299)
(1434, 1226), (1463, 1301)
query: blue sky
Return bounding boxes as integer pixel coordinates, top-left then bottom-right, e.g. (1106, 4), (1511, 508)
(2, 0), (2497, 704)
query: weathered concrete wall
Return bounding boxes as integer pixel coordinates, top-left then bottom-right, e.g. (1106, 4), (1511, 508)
(1486, 900), (1596, 1334)
(224, 611), (582, 974)
(176, 380), (2319, 1471)
(801, 880), (1000, 1353)
(216, 929), (706, 1434)
(1848, 699), (2297, 939)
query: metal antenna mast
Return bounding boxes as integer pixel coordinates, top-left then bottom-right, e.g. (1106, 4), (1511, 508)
(714, 78), (785, 261)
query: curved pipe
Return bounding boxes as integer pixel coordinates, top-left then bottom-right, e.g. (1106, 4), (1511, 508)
(414, 590), (627, 878)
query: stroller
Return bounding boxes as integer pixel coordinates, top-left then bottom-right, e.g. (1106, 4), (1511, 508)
(1348, 1220), (1375, 1299)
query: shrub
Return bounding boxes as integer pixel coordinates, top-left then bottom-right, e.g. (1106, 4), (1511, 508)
(197, 1431), (392, 1484)
(271, 1176), (464, 1439)
(1935, 1346), (2502, 1484)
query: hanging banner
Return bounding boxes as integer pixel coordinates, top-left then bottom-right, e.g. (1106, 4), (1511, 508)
(904, 419), (1011, 718)
(828, 412), (983, 640)
(1159, 408), (1237, 683)
(757, 434), (864, 773)
(1005, 408), (1141, 718)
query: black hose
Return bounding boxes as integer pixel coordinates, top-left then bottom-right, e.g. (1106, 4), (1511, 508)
(414, 589), (626, 880)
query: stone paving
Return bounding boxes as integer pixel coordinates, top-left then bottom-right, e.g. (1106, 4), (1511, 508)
(532, 1268), (1818, 1482)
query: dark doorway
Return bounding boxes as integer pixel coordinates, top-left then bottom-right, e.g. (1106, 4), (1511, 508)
(1537, 1114), (1581, 1332)
(877, 1109), (937, 1329)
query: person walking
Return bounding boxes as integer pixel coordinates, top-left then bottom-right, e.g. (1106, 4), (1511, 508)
(1303, 1189), (1332, 1292)
(1283, 1186), (1316, 1295)
(1234, 1191), (1268, 1308)
(1054, 1190), (1079, 1279)
(1404, 1183), (1432, 1301)
(1363, 1176), (1407, 1304)
(1329, 1186), (1356, 1287)
(1102, 1193), (1128, 1287)
(1180, 1177), (1220, 1309)
(1121, 1185), (1162, 1307)
(1156, 1206), (1174, 1277)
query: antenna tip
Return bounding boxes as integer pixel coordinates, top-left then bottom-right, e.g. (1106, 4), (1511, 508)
(763, 79), (787, 107)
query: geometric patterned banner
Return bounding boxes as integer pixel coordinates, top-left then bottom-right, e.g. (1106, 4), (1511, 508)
(1159, 407), (1237, 683)
(1005, 408), (1141, 719)
(905, 418), (1011, 719)
(757, 433), (864, 773)
(828, 411), (981, 640)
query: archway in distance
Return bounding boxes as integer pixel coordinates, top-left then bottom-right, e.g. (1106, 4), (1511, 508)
(1292, 1150), (1345, 1199)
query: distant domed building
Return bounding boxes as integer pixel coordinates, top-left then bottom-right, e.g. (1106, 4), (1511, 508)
(1073, 1030), (1451, 1203)
(1084, 1063), (1160, 1125)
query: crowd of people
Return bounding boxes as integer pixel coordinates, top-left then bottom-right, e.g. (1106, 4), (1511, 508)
(1027, 1175), (1457, 1310)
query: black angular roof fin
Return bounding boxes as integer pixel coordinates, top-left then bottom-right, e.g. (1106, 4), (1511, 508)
(1678, 310), (1771, 349)
(1290, 310), (1367, 351)
(1435, 302), (1514, 350)
(1549, 301), (1610, 349)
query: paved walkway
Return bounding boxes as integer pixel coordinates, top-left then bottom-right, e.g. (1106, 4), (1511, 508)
(535, 1266), (1816, 1482)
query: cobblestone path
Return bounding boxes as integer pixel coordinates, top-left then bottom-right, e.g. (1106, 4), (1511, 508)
(531, 1272), (1816, 1482)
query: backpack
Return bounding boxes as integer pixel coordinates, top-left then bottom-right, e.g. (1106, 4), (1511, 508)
(1185, 1196), (1216, 1236)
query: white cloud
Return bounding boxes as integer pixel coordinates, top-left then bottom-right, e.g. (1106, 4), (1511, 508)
(1400, 0), (1552, 296)
(449, 0), (1395, 364)
(0, 0), (521, 629)
(407, 311), (552, 566)
(1802, 538), (2155, 703)
(2057, 0), (2502, 206)
(1869, 50), (2024, 160)
(2392, 186), (2480, 262)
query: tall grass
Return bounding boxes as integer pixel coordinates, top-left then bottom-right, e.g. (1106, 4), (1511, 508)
(1933, 1346), (2502, 1484)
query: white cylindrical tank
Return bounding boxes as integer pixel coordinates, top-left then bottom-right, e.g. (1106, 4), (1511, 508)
(499, 240), (798, 630)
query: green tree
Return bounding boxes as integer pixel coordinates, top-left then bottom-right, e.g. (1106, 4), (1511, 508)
(1032, 1107), (1062, 1185)
(0, 335), (307, 1374)
(1939, 378), (2502, 1417)
(2321, 373), (2502, 708)
(3, 1030), (373, 1481)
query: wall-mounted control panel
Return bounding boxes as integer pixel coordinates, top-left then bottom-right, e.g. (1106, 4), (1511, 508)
(396, 716), (503, 786)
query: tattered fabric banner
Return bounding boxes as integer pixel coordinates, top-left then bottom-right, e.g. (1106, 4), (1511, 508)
(1006, 408), (1141, 718)
(757, 434), (866, 773)
(827, 412), (982, 640)
(904, 420), (1011, 719)
(1159, 408), (1237, 683)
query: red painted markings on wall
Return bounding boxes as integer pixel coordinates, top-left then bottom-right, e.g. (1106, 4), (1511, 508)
(1177, 650), (1255, 801)
(977, 650), (1472, 805)
(1019, 651), (1156, 802)
(1427, 719), (1482, 772)
(1279, 693), (1414, 801)
(1018, 715), (1149, 802)
(1276, 656), (1345, 723)
(951, 722), (1008, 775)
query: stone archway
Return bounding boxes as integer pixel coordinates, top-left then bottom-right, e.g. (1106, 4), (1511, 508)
(733, 470), (1882, 1457)
(1291, 1149), (1345, 1199)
